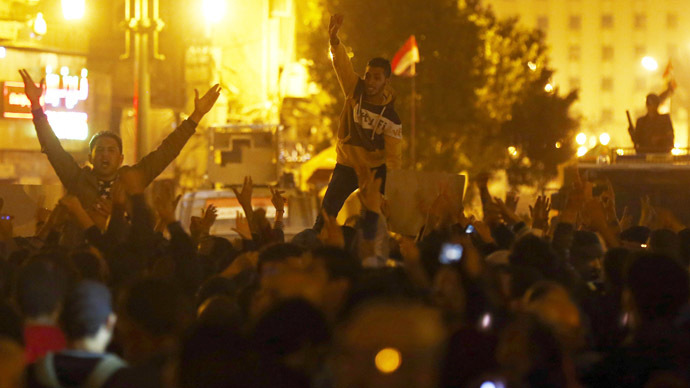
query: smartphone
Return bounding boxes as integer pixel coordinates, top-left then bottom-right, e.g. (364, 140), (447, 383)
(439, 243), (463, 264)
(465, 224), (475, 234)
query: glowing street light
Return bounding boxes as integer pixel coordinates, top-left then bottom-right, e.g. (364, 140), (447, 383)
(527, 61), (537, 71)
(202, 0), (226, 23)
(33, 12), (47, 36)
(577, 146), (588, 157)
(544, 83), (554, 92)
(576, 133), (587, 145)
(599, 133), (611, 146)
(641, 56), (658, 71)
(62, 0), (85, 20)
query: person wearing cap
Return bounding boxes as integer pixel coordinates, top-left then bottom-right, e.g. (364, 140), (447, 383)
(26, 280), (126, 388)
(18, 69), (221, 231)
(628, 84), (675, 154)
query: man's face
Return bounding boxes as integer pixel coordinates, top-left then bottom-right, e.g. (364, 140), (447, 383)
(89, 137), (124, 179)
(364, 66), (389, 97)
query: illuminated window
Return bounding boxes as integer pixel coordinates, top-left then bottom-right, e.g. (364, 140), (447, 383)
(569, 15), (581, 30)
(634, 13), (647, 29)
(602, 46), (614, 61)
(601, 14), (614, 29)
(537, 15), (549, 30)
(667, 14), (678, 29)
(601, 77), (613, 91)
(568, 45), (581, 61)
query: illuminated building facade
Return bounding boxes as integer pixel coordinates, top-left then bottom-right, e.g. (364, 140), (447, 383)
(484, 0), (690, 149)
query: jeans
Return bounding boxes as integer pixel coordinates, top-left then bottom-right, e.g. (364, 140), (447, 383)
(313, 163), (387, 232)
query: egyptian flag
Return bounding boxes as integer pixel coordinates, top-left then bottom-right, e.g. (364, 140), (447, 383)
(391, 35), (420, 77)
(663, 60), (677, 91)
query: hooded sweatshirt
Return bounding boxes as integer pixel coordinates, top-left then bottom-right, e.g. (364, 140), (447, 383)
(330, 42), (403, 170)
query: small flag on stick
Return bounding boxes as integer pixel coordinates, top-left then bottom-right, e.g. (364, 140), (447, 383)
(391, 35), (420, 77)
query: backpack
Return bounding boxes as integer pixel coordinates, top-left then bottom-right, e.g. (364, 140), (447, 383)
(33, 352), (126, 388)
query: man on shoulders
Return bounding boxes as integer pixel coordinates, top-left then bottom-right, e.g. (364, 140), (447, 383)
(628, 85), (675, 154)
(19, 69), (220, 229)
(313, 14), (402, 232)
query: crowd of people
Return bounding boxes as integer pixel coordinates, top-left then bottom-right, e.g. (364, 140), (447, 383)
(1, 164), (690, 388)
(2, 13), (690, 388)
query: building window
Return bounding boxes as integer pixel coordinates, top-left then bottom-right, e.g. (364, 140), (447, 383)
(569, 15), (582, 30)
(602, 109), (614, 122)
(569, 77), (581, 90)
(634, 13), (647, 29)
(537, 15), (549, 30)
(635, 76), (646, 91)
(569, 45), (581, 61)
(601, 77), (614, 91)
(634, 45), (646, 59)
(667, 14), (678, 29)
(602, 45), (614, 61)
(601, 14), (614, 29)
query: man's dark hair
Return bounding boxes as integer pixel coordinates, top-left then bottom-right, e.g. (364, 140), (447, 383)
(15, 259), (66, 319)
(60, 280), (112, 340)
(367, 57), (392, 78)
(626, 253), (689, 322)
(257, 243), (305, 273)
(89, 131), (123, 153)
(311, 246), (361, 283)
(646, 93), (660, 107)
(121, 278), (190, 337)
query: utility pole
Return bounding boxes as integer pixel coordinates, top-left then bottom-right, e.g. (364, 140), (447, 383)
(121, 0), (165, 160)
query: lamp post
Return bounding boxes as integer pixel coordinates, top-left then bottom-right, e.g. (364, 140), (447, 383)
(121, 0), (165, 160)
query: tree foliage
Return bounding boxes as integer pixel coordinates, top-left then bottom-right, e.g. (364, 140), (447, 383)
(299, 0), (579, 187)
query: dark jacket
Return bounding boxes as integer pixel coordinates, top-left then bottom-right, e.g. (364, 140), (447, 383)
(32, 108), (198, 229)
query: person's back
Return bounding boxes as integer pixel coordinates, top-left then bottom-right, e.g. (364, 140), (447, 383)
(26, 280), (126, 388)
(635, 113), (674, 153)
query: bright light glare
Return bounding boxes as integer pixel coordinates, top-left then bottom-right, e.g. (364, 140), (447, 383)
(544, 83), (554, 92)
(46, 111), (88, 140)
(62, 0), (85, 20)
(481, 313), (492, 329)
(527, 61), (537, 71)
(202, 0), (226, 23)
(671, 148), (687, 156)
(599, 133), (611, 146)
(375, 348), (402, 374)
(577, 146), (588, 157)
(508, 146), (518, 157)
(0, 47), (6, 59)
(641, 56), (658, 71)
(480, 382), (505, 388)
(576, 133), (587, 145)
(555, 141), (562, 149)
(33, 13), (47, 36)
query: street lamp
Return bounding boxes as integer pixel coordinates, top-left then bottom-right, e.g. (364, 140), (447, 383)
(641, 56), (658, 72)
(202, 0), (226, 24)
(62, 0), (85, 20)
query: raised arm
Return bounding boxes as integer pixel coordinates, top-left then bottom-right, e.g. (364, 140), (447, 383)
(329, 14), (360, 98)
(20, 69), (82, 191)
(134, 84), (221, 185)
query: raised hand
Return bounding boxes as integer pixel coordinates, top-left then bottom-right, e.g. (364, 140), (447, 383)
(355, 165), (383, 213)
(269, 186), (286, 213)
(529, 195), (551, 231)
(189, 84), (221, 123)
(318, 209), (345, 248)
(200, 204), (218, 232)
(154, 187), (181, 226)
(18, 69), (44, 108)
(232, 211), (252, 240)
(328, 14), (344, 45)
(231, 176), (254, 211)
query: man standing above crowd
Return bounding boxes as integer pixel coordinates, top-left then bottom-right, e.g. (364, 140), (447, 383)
(313, 14), (402, 232)
(19, 69), (220, 229)
(628, 84), (675, 154)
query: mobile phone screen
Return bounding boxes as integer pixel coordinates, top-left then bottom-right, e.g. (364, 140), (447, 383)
(439, 243), (463, 264)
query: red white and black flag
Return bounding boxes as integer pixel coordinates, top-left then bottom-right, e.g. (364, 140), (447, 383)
(391, 35), (420, 77)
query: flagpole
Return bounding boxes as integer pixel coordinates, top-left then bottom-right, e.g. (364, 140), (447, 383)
(411, 61), (416, 169)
